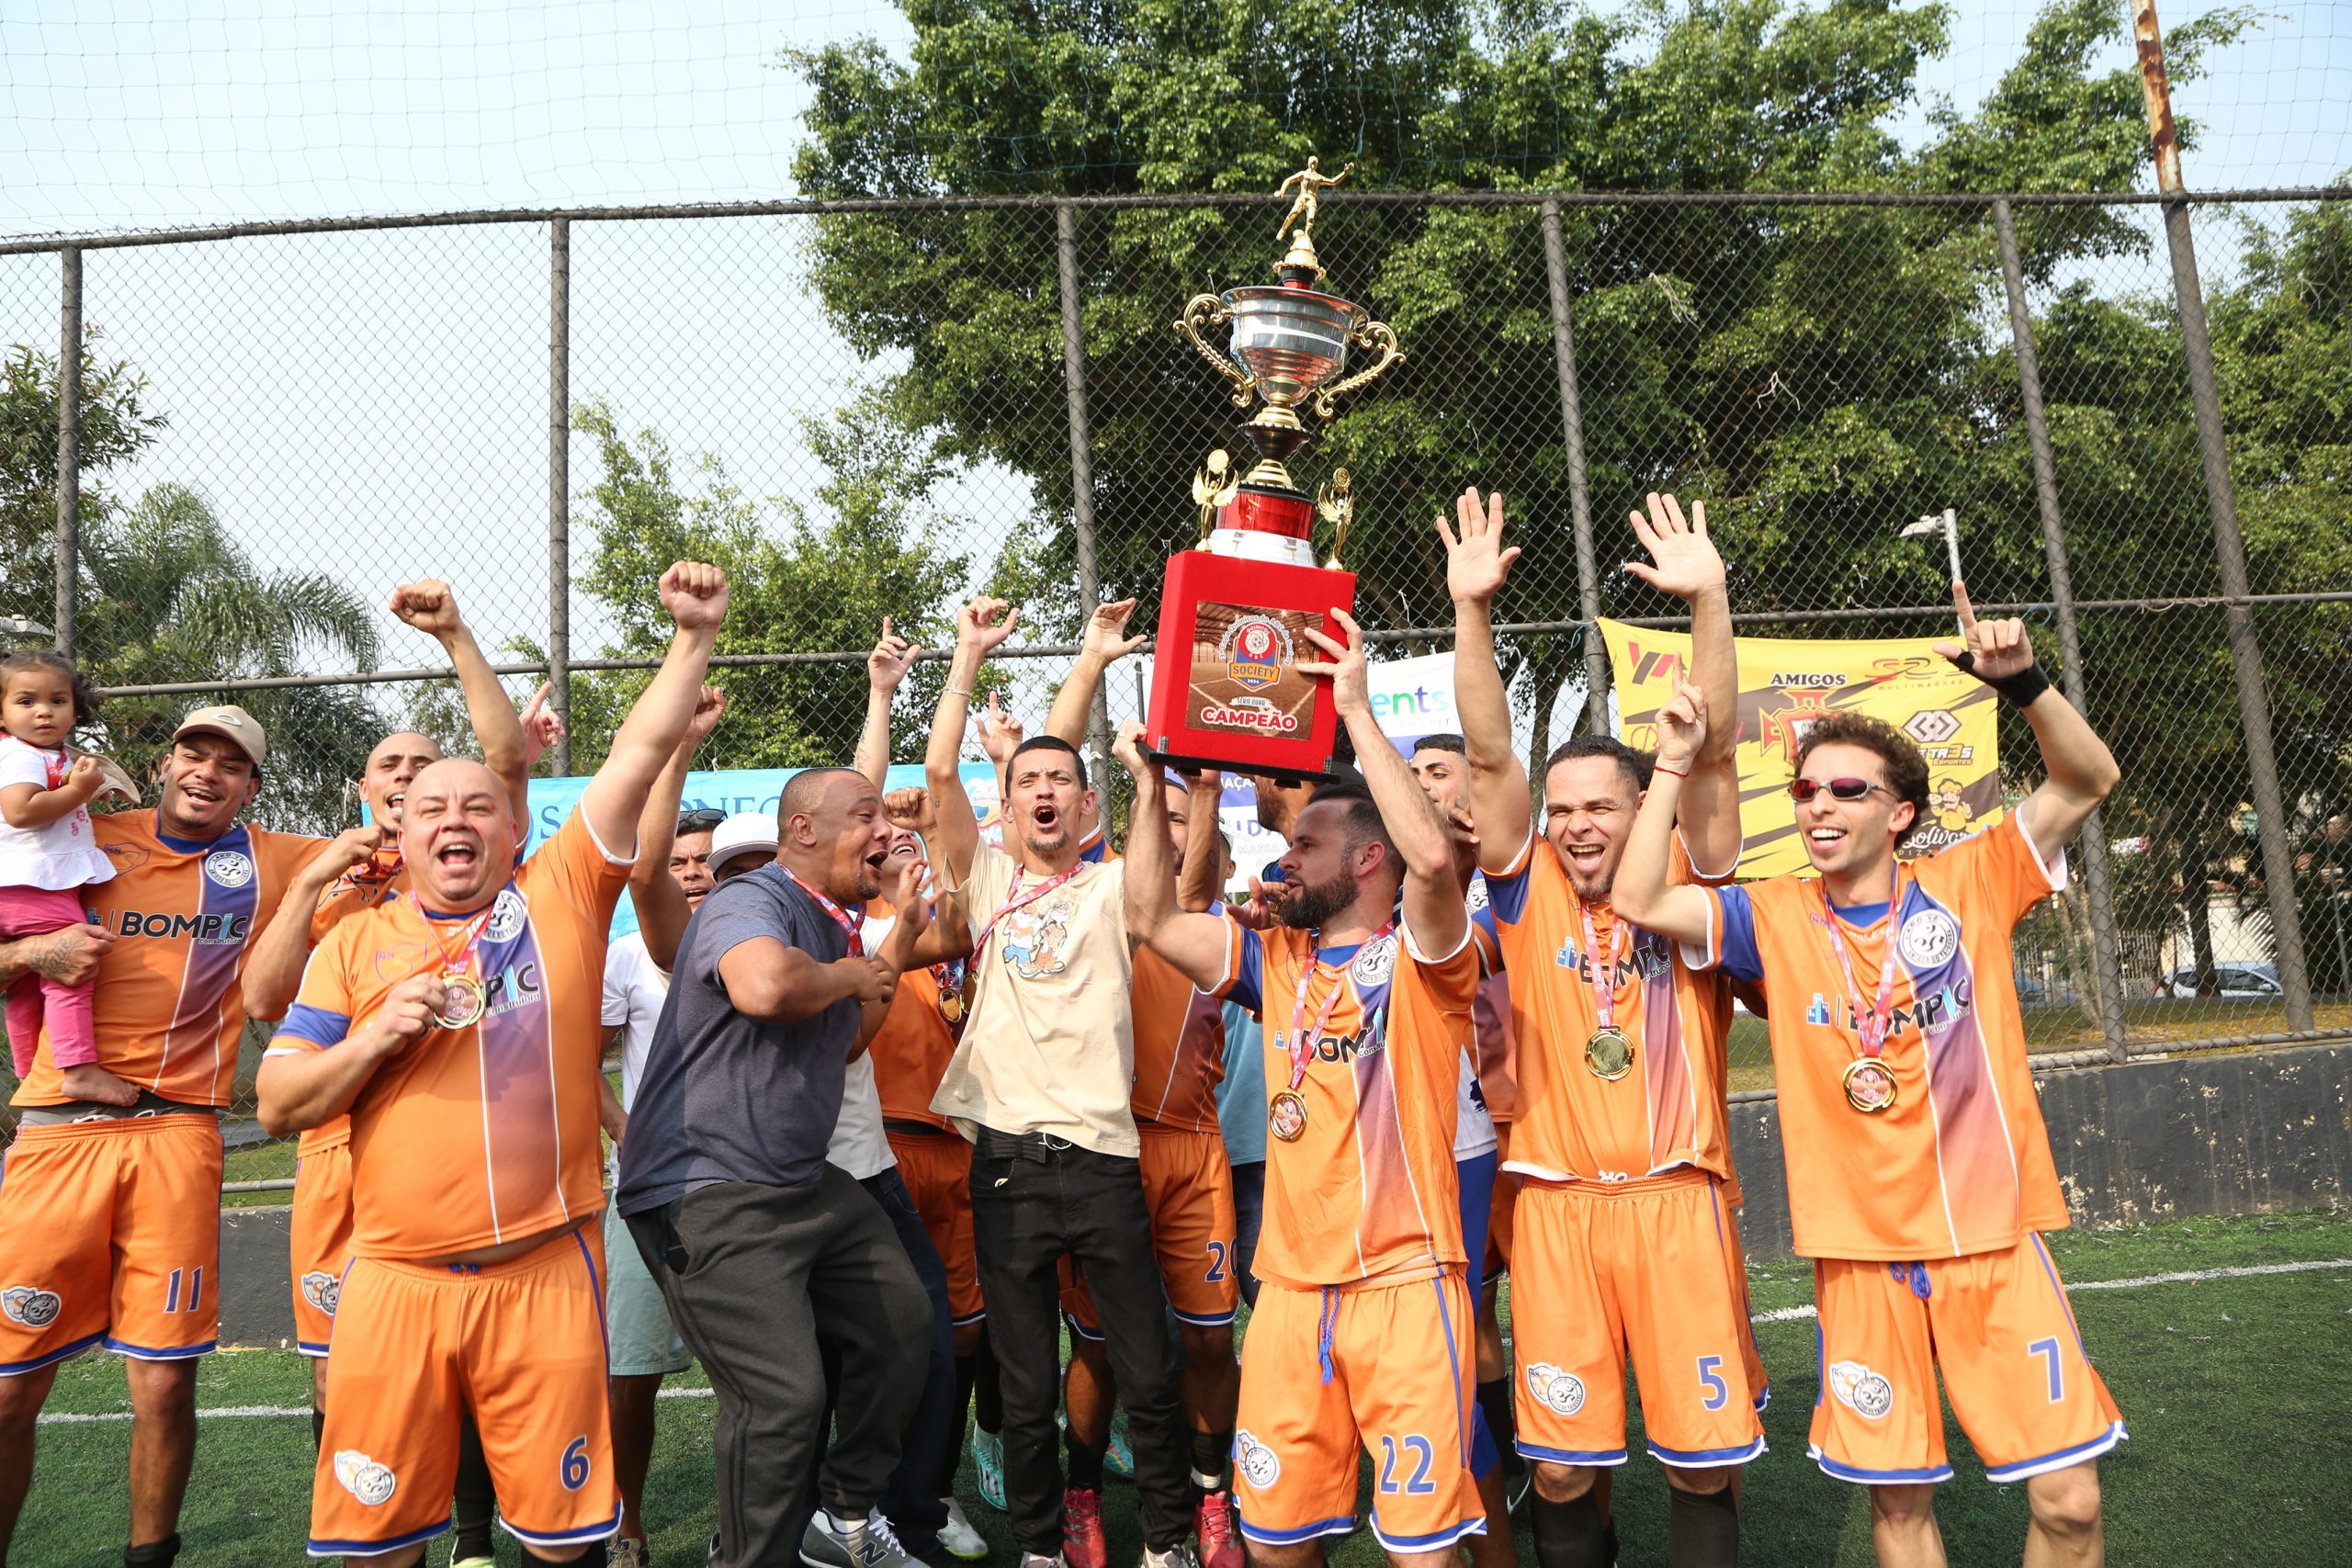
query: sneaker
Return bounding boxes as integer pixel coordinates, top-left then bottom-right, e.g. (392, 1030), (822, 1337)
(1020, 1556), (1064, 1568)
(938, 1497), (989, 1562)
(1143, 1546), (1203, 1568)
(1104, 1414), (1135, 1480)
(801, 1508), (918, 1568)
(1505, 1456), (1532, 1515)
(708, 1530), (725, 1565)
(607, 1540), (650, 1568)
(453, 1558), (495, 1568)
(1063, 1485), (1108, 1568)
(973, 1427), (1008, 1513)
(1194, 1490), (1243, 1568)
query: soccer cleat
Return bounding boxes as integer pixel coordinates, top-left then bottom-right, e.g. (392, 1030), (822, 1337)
(1104, 1414), (1136, 1480)
(800, 1508), (918, 1568)
(1142, 1545), (1203, 1568)
(452, 1558), (495, 1568)
(606, 1540), (650, 1568)
(1505, 1456), (1532, 1515)
(937, 1497), (989, 1561)
(973, 1427), (1009, 1512)
(1063, 1485), (1108, 1568)
(1194, 1490), (1243, 1568)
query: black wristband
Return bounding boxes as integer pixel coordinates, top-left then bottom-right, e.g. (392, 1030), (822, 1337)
(1950, 650), (2052, 707)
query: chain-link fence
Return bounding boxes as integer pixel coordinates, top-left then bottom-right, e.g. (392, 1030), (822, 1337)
(0, 186), (2347, 1145)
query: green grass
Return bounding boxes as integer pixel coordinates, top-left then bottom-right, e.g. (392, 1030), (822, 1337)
(10, 1209), (2349, 1565)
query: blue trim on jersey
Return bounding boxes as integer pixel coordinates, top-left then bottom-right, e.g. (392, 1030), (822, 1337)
(1483, 852), (1532, 926)
(1647, 1436), (1767, 1467)
(102, 1336), (215, 1361)
(276, 1003), (352, 1048)
(1754, 1387), (1772, 1413)
(1171, 1306), (1238, 1328)
(1515, 1441), (1629, 1467)
(502, 1504), (625, 1547)
(0, 1329), (105, 1377)
(1228, 928), (1266, 1014)
(156, 822), (246, 856)
(1808, 1447), (1954, 1485)
(1714, 886), (1764, 982)
(1430, 1272), (1484, 1483)
(1236, 1513), (1356, 1545)
(296, 1339), (332, 1357)
(307, 1518), (451, 1557)
(1371, 1515), (1488, 1551)
(1983, 1422), (2126, 1483)
(2030, 1234), (2094, 1362)
(1829, 900), (1889, 927)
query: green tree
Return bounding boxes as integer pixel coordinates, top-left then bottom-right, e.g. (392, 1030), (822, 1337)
(0, 336), (164, 628)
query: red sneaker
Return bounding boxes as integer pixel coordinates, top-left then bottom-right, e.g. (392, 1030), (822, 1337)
(1065, 1485), (1109, 1568)
(1195, 1490), (1243, 1568)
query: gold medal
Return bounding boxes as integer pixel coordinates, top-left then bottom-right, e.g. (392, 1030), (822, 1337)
(1584, 1025), (1634, 1081)
(435, 972), (486, 1030)
(1841, 1056), (1898, 1113)
(937, 988), (963, 1025)
(1269, 1089), (1308, 1143)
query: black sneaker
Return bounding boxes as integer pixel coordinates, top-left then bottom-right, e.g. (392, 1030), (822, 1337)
(803, 1509), (919, 1568)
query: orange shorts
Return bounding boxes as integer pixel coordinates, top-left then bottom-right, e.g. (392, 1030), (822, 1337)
(1234, 1269), (1484, 1554)
(290, 1140), (355, 1358)
(1485, 1124), (1518, 1280)
(0, 1114), (223, 1373)
(1809, 1235), (2125, 1486)
(1721, 1199), (1770, 1413)
(887, 1128), (982, 1325)
(1062, 1124), (1238, 1337)
(307, 1223), (620, 1558)
(1510, 1171), (1765, 1470)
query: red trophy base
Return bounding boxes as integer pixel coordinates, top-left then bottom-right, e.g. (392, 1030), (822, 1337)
(1145, 549), (1357, 782)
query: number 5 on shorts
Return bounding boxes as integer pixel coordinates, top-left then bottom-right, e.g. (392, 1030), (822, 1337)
(1697, 1354), (1727, 1411)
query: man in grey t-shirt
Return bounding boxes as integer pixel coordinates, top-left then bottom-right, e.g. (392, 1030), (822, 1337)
(617, 767), (956, 1568)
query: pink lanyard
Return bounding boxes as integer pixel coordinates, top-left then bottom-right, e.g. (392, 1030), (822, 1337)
(1577, 901), (1625, 1031)
(1283, 923), (1391, 1093)
(1813, 873), (1905, 1058)
(784, 870), (865, 957)
(422, 901), (497, 979)
(972, 863), (1082, 958)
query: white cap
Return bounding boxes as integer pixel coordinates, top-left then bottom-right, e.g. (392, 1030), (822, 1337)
(707, 810), (779, 874)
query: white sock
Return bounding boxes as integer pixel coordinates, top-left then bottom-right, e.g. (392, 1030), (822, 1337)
(822, 1508), (868, 1535)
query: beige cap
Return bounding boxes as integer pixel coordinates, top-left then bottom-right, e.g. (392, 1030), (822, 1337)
(172, 704), (267, 767)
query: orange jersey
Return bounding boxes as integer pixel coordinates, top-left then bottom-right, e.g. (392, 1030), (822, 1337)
(1704, 812), (2068, 1261)
(1130, 942), (1226, 1132)
(12, 812), (326, 1109)
(867, 969), (961, 1131)
(295, 855), (413, 1156)
(1213, 915), (1478, 1289)
(271, 808), (630, 1260)
(1487, 833), (1736, 1185)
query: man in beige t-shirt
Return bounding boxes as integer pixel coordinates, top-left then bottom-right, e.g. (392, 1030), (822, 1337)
(923, 597), (1198, 1568)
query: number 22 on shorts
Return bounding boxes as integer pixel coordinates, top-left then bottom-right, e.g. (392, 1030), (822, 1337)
(1377, 1435), (1436, 1495)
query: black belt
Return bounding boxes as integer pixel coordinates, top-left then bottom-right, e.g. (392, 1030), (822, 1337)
(884, 1118), (956, 1139)
(976, 1127), (1079, 1164)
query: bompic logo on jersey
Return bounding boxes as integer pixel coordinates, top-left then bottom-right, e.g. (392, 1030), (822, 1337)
(1827, 1359), (1894, 1421)
(1233, 1429), (1282, 1489)
(299, 1271), (340, 1318)
(1349, 932), (1396, 988)
(1525, 1361), (1587, 1416)
(333, 1449), (399, 1506)
(203, 849), (255, 888)
(0, 1285), (62, 1328)
(1897, 908), (1961, 970)
(1217, 615), (1294, 693)
(482, 887), (528, 943)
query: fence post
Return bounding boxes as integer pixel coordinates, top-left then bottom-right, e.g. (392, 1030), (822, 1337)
(1993, 200), (2132, 1062)
(1054, 198), (1112, 782)
(548, 218), (573, 778)
(1540, 199), (1609, 740)
(55, 246), (81, 658)
(2132, 2), (2316, 1030)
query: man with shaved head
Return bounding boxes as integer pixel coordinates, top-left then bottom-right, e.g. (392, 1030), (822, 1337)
(616, 748), (959, 1568)
(257, 562), (729, 1566)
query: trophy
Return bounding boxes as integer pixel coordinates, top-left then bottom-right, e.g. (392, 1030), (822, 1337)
(1144, 157), (1405, 780)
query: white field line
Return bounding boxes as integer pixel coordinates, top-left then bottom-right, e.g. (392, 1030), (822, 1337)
(38, 1258), (2352, 1426)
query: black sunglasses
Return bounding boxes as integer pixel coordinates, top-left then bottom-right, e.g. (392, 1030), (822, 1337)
(677, 807), (727, 833)
(1787, 776), (1892, 804)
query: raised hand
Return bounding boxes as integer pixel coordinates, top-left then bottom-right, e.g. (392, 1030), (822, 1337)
(389, 580), (465, 639)
(1653, 679), (1707, 771)
(890, 859), (933, 938)
(660, 561), (729, 633)
(1441, 487), (1521, 605)
(1623, 492), (1725, 603)
(1298, 607), (1371, 716)
(868, 616), (922, 694)
(1112, 719), (1153, 779)
(1080, 599), (1148, 664)
(322, 823), (393, 879)
(1231, 876), (1286, 931)
(956, 596), (1020, 656)
(684, 685), (728, 747)
(1932, 581), (2035, 680)
(518, 682), (567, 767)
(975, 692), (1025, 765)
(884, 786), (937, 837)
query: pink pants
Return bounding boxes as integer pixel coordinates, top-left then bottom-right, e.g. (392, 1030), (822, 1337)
(0, 886), (97, 1079)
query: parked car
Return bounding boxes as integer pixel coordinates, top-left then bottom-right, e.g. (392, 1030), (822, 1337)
(2161, 963), (2283, 998)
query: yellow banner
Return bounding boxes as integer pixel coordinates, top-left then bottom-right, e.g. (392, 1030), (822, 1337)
(1597, 619), (2003, 880)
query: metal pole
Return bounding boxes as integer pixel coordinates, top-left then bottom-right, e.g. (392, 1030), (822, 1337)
(1540, 199), (1609, 737)
(1054, 199), (1113, 784)
(2132, 1), (2315, 1031)
(55, 247), (80, 658)
(1994, 198), (2132, 1062)
(548, 218), (573, 777)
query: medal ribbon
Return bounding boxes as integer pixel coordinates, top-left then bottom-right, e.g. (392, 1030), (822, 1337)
(971, 863), (1084, 959)
(1813, 872), (1906, 1059)
(783, 869), (866, 956)
(1577, 900), (1624, 1033)
(1283, 923), (1392, 1093)
(420, 900), (499, 1006)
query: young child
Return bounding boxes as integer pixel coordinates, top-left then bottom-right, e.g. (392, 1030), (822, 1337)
(0, 649), (130, 1105)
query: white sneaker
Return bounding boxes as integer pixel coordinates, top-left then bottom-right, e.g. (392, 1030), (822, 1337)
(801, 1508), (917, 1568)
(938, 1496), (989, 1561)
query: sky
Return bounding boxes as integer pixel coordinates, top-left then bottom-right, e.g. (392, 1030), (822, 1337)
(0, 0), (2345, 742)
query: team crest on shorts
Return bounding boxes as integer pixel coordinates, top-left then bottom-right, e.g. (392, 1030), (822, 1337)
(1232, 1429), (1281, 1489)
(483, 887), (528, 943)
(1897, 908), (1961, 969)
(0, 1285), (61, 1328)
(1827, 1360), (1894, 1421)
(300, 1271), (340, 1317)
(203, 850), (255, 888)
(333, 1449), (399, 1506)
(1526, 1361), (1587, 1416)
(1350, 934), (1396, 988)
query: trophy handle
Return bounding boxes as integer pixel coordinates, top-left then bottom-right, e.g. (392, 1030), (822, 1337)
(1309, 317), (1404, 422)
(1173, 295), (1259, 411)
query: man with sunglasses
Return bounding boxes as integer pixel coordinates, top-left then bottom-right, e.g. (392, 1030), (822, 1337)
(1615, 582), (2125, 1568)
(1446, 489), (1760, 1568)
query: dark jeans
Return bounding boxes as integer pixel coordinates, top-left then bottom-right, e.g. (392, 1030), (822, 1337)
(969, 1133), (1193, 1557)
(795, 1170), (956, 1555)
(628, 1168), (931, 1568)
(1229, 1159), (1265, 1309)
